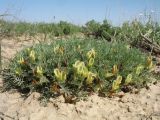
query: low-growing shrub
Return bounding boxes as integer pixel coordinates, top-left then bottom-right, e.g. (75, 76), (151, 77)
(2, 39), (155, 102)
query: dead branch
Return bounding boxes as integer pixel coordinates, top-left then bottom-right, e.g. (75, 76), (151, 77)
(140, 33), (160, 55)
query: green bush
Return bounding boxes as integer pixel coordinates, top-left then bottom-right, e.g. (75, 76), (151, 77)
(2, 38), (155, 101)
(83, 20), (116, 41)
(85, 20), (101, 33)
(83, 19), (160, 49)
(116, 20), (160, 46)
(0, 20), (14, 37)
(0, 20), (82, 39)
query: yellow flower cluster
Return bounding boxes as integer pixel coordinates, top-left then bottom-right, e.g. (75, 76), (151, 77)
(105, 64), (118, 78)
(29, 50), (36, 61)
(87, 48), (96, 59)
(54, 45), (64, 55)
(73, 60), (96, 84)
(125, 74), (132, 85)
(73, 60), (88, 78)
(54, 68), (66, 82)
(86, 49), (96, 67)
(112, 64), (118, 75)
(86, 72), (96, 84)
(88, 58), (94, 67)
(36, 66), (43, 76)
(112, 75), (122, 91)
(15, 68), (22, 75)
(18, 57), (25, 64)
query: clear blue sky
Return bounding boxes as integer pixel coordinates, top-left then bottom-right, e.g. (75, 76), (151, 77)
(0, 0), (160, 25)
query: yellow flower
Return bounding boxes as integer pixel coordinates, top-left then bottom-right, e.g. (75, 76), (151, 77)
(125, 74), (132, 85)
(136, 65), (144, 75)
(73, 60), (88, 78)
(105, 72), (114, 78)
(54, 68), (66, 82)
(54, 45), (64, 55)
(59, 46), (64, 55)
(77, 63), (88, 77)
(29, 50), (35, 61)
(112, 64), (118, 75)
(18, 57), (25, 64)
(88, 58), (94, 67)
(83, 67), (89, 78)
(73, 60), (81, 68)
(78, 45), (81, 49)
(54, 45), (59, 53)
(86, 72), (96, 84)
(112, 75), (122, 91)
(36, 66), (43, 76)
(147, 56), (153, 69)
(15, 68), (22, 75)
(87, 49), (96, 59)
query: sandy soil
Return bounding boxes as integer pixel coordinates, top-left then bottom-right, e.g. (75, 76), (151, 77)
(1, 37), (38, 67)
(0, 82), (160, 120)
(0, 38), (160, 120)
